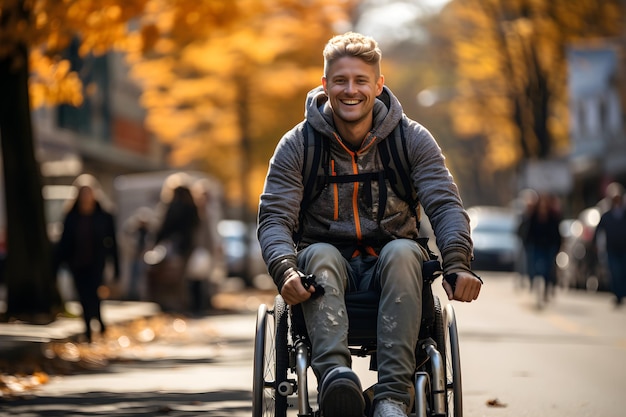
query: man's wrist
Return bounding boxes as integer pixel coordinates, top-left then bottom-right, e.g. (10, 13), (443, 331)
(269, 256), (298, 292)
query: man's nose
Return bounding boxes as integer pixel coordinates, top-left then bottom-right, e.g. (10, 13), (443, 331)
(344, 80), (357, 93)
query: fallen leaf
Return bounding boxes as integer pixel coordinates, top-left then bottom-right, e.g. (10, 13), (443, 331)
(486, 398), (507, 407)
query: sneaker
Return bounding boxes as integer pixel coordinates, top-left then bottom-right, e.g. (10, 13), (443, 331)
(373, 398), (408, 417)
(319, 366), (365, 417)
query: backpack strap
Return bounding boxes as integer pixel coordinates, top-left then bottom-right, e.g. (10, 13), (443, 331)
(378, 121), (420, 222)
(296, 122), (329, 242)
(301, 121), (329, 212)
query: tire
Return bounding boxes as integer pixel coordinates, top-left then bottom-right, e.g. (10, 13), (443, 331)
(273, 295), (289, 416)
(252, 303), (269, 417)
(432, 295), (446, 370)
(443, 303), (463, 417)
(252, 297), (289, 417)
(429, 295), (447, 416)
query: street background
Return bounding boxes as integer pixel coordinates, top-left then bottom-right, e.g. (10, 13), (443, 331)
(1, 272), (625, 417)
(1, 2), (625, 416)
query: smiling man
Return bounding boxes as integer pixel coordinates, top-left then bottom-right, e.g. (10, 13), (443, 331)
(257, 32), (482, 417)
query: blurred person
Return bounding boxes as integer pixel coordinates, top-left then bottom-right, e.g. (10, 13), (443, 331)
(146, 174), (200, 312)
(187, 179), (222, 314)
(121, 207), (155, 301)
(516, 188), (539, 288)
(525, 192), (562, 303)
(257, 32), (482, 417)
(55, 174), (120, 343)
(593, 182), (626, 306)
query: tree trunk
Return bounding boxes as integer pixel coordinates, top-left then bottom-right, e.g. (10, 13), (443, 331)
(0, 42), (62, 322)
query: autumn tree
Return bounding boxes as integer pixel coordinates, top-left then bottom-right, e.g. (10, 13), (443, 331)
(0, 0), (149, 320)
(0, 0), (357, 318)
(126, 0), (358, 218)
(438, 0), (623, 181)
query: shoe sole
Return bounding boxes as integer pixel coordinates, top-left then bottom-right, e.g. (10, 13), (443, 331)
(320, 379), (365, 417)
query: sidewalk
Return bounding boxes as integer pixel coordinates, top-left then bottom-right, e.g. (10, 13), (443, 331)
(0, 281), (278, 357)
(0, 300), (162, 356)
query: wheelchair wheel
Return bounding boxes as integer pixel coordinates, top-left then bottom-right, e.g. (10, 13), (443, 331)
(443, 303), (462, 417)
(432, 295), (445, 368)
(252, 296), (289, 417)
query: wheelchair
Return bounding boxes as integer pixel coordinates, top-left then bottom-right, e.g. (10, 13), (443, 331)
(252, 260), (463, 417)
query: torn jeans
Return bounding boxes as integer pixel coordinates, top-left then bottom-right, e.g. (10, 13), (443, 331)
(297, 239), (426, 406)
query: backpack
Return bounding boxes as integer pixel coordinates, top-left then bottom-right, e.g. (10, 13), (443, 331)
(297, 120), (420, 241)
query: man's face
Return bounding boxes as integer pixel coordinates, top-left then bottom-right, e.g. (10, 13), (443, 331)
(322, 56), (384, 126)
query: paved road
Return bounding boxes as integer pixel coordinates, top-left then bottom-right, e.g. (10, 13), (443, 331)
(433, 272), (626, 417)
(2, 273), (625, 416)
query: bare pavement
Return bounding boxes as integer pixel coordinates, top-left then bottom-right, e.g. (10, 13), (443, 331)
(0, 288), (278, 417)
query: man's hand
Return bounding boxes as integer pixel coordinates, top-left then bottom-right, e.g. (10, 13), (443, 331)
(280, 268), (317, 305)
(442, 271), (482, 302)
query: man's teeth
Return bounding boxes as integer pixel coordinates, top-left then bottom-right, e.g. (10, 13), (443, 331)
(343, 100), (359, 105)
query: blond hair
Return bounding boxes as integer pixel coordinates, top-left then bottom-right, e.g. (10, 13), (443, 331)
(323, 32), (382, 77)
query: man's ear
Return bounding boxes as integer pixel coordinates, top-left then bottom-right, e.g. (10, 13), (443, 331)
(376, 74), (384, 95)
(322, 76), (328, 94)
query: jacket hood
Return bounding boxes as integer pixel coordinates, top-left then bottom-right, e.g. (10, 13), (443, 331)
(304, 85), (404, 143)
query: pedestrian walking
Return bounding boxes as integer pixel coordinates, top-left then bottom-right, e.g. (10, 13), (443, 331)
(55, 174), (120, 343)
(524, 192), (562, 303)
(145, 173), (200, 312)
(186, 179), (221, 314)
(516, 188), (539, 289)
(121, 206), (154, 301)
(594, 182), (626, 307)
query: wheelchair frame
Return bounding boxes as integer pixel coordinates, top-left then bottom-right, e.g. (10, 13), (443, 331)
(252, 277), (463, 417)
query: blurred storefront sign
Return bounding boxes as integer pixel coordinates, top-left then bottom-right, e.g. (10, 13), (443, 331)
(521, 159), (572, 194)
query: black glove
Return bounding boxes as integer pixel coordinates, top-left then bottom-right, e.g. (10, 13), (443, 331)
(297, 270), (325, 299)
(444, 271), (483, 293)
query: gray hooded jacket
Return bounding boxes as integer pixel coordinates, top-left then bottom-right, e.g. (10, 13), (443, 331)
(258, 85), (473, 290)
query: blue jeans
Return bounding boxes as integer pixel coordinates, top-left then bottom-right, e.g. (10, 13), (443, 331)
(528, 244), (558, 299)
(607, 250), (626, 303)
(297, 239), (427, 407)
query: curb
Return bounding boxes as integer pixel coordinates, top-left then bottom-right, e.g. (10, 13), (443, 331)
(0, 300), (161, 356)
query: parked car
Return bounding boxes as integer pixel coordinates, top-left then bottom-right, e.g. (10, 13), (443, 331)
(467, 206), (523, 272)
(217, 220), (267, 287)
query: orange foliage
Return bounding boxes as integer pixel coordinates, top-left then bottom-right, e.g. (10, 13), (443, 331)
(1, 0), (357, 211)
(28, 50), (83, 108)
(1, 0), (149, 106)
(441, 0), (623, 172)
(127, 0), (358, 210)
